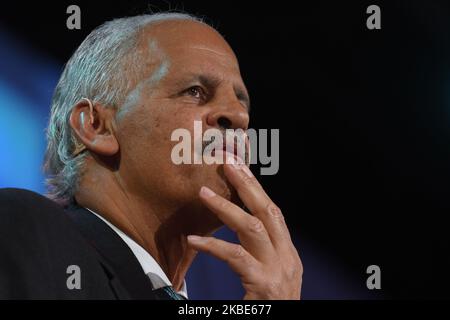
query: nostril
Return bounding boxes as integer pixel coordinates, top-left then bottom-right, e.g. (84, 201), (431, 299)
(217, 117), (232, 130)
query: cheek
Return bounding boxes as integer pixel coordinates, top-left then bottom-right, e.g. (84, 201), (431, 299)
(126, 104), (200, 174)
(155, 106), (202, 148)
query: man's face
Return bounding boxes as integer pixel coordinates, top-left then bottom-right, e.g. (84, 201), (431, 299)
(113, 20), (250, 219)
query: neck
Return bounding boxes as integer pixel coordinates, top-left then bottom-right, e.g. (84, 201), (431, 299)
(75, 165), (217, 291)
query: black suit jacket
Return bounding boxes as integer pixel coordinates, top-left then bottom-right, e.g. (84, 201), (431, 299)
(0, 188), (160, 299)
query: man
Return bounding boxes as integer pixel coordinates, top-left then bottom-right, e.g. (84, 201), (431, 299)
(0, 12), (302, 299)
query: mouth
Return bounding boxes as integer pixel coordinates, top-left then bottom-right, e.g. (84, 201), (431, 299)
(213, 143), (245, 164)
(207, 135), (248, 165)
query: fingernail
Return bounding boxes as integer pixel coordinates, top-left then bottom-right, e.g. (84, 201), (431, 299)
(242, 165), (253, 177)
(200, 186), (216, 198)
(187, 235), (205, 243)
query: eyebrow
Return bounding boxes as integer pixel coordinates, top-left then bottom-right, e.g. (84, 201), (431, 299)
(174, 73), (251, 112)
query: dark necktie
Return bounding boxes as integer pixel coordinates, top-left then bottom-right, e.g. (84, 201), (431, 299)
(152, 285), (187, 300)
(147, 272), (187, 300)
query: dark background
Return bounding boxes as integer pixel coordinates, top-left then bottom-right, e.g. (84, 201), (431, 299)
(1, 0), (450, 299)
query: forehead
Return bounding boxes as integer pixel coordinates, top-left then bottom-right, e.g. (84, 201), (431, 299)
(139, 20), (242, 80)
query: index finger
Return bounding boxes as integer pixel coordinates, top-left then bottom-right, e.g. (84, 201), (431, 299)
(223, 161), (292, 248)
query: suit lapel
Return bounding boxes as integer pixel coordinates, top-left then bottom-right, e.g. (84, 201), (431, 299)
(65, 204), (157, 299)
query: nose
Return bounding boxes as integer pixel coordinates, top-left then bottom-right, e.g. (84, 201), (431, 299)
(206, 98), (249, 131)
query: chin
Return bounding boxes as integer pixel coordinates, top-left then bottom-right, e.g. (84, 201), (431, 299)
(210, 167), (241, 206)
(189, 163), (242, 207)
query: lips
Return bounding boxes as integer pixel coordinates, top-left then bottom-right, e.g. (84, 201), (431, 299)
(209, 138), (247, 165)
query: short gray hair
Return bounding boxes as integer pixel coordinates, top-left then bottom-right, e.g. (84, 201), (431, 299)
(44, 12), (203, 206)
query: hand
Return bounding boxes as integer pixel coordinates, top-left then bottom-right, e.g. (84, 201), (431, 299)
(187, 162), (303, 300)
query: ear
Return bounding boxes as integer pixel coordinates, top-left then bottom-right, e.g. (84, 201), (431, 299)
(69, 99), (119, 156)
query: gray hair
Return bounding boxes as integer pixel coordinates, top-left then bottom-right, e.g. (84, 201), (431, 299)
(44, 12), (204, 206)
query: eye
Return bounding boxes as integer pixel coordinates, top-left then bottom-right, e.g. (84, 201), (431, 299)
(185, 86), (205, 99)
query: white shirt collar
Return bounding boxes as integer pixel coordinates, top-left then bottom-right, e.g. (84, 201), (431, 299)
(84, 207), (188, 298)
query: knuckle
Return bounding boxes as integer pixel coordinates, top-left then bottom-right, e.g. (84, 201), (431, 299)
(286, 263), (302, 279)
(241, 174), (256, 187)
(285, 254), (303, 278)
(247, 216), (265, 234)
(297, 256), (304, 274)
(266, 203), (284, 220)
(291, 248), (302, 266)
(231, 244), (246, 259)
(264, 279), (283, 297)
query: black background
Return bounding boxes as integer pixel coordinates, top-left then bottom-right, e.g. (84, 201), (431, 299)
(2, 0), (450, 299)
